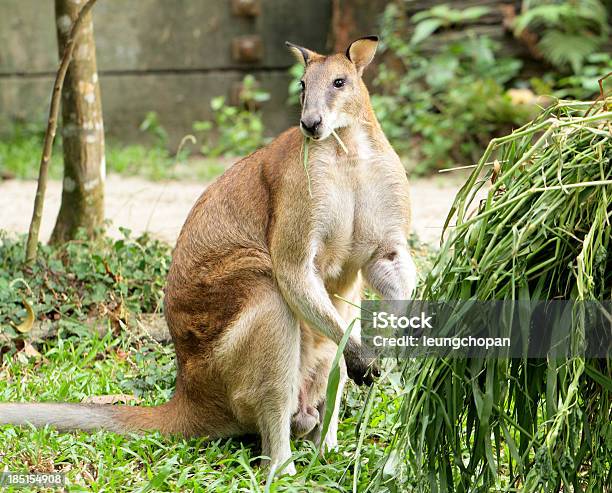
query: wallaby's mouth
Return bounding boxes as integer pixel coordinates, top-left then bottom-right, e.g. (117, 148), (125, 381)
(300, 120), (322, 139)
(300, 122), (331, 141)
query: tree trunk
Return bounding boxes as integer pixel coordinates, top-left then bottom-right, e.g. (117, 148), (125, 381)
(50, 0), (105, 244)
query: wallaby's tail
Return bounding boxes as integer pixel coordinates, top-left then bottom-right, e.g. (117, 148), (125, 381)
(0, 394), (197, 436)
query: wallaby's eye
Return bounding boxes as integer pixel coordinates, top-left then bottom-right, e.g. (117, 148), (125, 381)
(300, 80), (305, 91)
(333, 78), (346, 88)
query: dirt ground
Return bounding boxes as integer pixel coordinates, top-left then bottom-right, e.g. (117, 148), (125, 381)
(0, 173), (470, 247)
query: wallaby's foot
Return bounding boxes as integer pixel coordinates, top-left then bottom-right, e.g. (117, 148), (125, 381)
(265, 458), (297, 482)
(322, 432), (339, 453)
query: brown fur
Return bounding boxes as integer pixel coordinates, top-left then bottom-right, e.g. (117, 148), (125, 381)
(0, 36), (417, 477)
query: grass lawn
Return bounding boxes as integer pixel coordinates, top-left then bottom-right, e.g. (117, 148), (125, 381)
(0, 124), (229, 183)
(0, 329), (406, 492)
(0, 235), (435, 492)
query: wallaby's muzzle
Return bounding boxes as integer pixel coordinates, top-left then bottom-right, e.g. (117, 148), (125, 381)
(300, 114), (323, 138)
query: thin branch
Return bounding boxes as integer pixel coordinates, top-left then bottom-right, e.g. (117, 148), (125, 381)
(585, 71), (611, 117)
(25, 0), (99, 265)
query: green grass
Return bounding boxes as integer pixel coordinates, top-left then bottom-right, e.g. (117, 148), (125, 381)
(0, 330), (405, 492)
(372, 100), (612, 492)
(0, 125), (227, 183)
(105, 146), (229, 183)
(0, 232), (435, 492)
(0, 124), (63, 180)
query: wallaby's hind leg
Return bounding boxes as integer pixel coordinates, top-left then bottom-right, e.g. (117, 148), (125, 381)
(258, 400), (296, 477)
(216, 283), (301, 476)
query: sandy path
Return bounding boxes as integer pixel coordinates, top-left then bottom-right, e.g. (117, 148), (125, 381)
(0, 174), (466, 246)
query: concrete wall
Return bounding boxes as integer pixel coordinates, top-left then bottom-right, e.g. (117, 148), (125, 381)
(2, 1), (594, 146)
(0, 0), (333, 145)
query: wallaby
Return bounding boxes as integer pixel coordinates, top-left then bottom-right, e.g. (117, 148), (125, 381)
(0, 36), (417, 476)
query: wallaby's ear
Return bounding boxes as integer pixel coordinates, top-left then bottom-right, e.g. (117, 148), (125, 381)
(285, 41), (318, 66)
(346, 35), (379, 75)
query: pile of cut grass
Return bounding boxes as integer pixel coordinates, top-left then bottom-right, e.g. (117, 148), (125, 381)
(370, 100), (611, 492)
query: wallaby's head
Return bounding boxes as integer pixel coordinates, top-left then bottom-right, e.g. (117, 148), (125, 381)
(285, 36), (379, 141)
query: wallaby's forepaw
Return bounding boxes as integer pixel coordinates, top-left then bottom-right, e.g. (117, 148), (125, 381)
(344, 342), (380, 386)
(347, 358), (380, 386)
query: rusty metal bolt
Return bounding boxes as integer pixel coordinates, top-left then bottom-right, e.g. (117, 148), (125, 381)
(232, 35), (263, 63)
(231, 0), (261, 17)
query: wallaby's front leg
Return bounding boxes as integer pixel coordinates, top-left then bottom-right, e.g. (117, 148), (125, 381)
(364, 241), (418, 299)
(271, 215), (376, 385)
(274, 257), (376, 385)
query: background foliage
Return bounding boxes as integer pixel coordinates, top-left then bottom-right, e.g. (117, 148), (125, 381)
(2, 2), (610, 180)
(0, 229), (170, 340)
(371, 0), (611, 174)
(1, 2), (611, 491)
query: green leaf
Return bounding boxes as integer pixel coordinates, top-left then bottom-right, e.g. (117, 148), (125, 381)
(459, 6), (490, 21)
(585, 363), (612, 391)
(210, 96), (226, 111)
(193, 120), (212, 132)
(411, 19), (443, 45)
(514, 5), (566, 33)
(538, 30), (600, 72)
(424, 54), (459, 89)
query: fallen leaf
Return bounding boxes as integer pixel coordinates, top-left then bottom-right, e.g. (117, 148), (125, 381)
(81, 394), (140, 405)
(23, 341), (41, 359)
(13, 297), (35, 333)
(491, 160), (501, 184)
(16, 351), (29, 365)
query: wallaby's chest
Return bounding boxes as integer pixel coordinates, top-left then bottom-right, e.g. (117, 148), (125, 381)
(311, 154), (409, 282)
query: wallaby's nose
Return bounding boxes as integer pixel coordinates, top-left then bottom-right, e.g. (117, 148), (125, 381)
(300, 116), (322, 137)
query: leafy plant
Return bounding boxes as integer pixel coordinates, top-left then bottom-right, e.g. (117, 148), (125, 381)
(193, 75), (270, 157)
(0, 122), (63, 180)
(105, 144), (174, 181)
(374, 3), (532, 173)
(287, 63), (304, 106)
(410, 4), (490, 45)
(0, 117), (226, 182)
(514, 0), (610, 73)
(553, 52), (612, 98)
(0, 228), (171, 342)
(371, 100), (611, 491)
(139, 111), (169, 148)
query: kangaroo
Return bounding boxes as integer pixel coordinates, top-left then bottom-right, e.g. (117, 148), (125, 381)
(0, 36), (417, 476)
